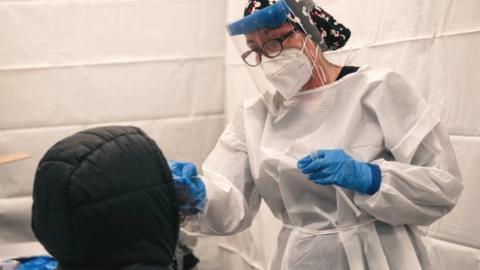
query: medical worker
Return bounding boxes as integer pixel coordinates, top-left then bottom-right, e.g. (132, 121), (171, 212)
(169, 0), (464, 269)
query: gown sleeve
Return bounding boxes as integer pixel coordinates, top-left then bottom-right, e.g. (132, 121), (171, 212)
(354, 71), (464, 226)
(184, 107), (262, 235)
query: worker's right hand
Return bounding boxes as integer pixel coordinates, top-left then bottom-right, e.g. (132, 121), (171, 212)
(168, 160), (206, 214)
(297, 149), (381, 195)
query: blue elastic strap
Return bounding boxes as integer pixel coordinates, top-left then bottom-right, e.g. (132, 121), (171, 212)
(227, 0), (290, 36)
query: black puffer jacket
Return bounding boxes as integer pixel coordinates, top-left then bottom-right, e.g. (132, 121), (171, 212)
(32, 126), (179, 270)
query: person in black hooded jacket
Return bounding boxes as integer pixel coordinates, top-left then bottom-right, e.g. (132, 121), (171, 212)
(31, 126), (183, 270)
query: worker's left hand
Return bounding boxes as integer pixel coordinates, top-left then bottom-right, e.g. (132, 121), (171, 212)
(297, 149), (381, 195)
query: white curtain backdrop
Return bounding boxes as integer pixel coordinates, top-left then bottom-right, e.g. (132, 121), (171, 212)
(0, 0), (226, 245)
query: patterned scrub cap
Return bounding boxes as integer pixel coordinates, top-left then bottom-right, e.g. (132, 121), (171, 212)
(243, 0), (351, 51)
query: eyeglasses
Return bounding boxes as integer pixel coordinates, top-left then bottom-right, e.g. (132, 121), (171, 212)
(242, 31), (295, 67)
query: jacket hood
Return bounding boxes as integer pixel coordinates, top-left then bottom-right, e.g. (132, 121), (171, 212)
(32, 126), (179, 269)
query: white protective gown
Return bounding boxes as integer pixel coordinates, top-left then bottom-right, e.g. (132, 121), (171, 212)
(186, 66), (464, 270)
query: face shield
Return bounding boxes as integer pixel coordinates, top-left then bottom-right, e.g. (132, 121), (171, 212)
(226, 0), (337, 115)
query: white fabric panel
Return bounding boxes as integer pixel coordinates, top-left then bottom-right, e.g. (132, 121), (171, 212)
(0, 0), (225, 68)
(0, 116), (224, 199)
(0, 59), (224, 129)
(0, 242), (47, 260)
(225, 0), (244, 65)
(0, 0), (225, 130)
(0, 197), (35, 244)
(0, 0), (227, 249)
(326, 1), (480, 46)
(225, 65), (257, 121)
(435, 34), (480, 136)
(428, 238), (480, 270)
(427, 136), (480, 249)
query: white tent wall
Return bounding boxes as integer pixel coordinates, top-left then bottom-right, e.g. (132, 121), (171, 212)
(219, 0), (480, 269)
(0, 0), (226, 245)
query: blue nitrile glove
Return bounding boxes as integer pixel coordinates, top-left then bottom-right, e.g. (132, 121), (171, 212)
(297, 149), (381, 195)
(16, 256), (57, 270)
(168, 160), (206, 213)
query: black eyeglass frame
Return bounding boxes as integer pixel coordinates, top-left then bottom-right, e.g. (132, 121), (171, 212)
(241, 30), (295, 67)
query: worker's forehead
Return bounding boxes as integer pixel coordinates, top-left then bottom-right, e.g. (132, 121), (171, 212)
(245, 28), (270, 39)
(244, 29), (271, 47)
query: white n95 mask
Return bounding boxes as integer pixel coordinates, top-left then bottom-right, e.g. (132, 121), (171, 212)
(260, 48), (313, 100)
